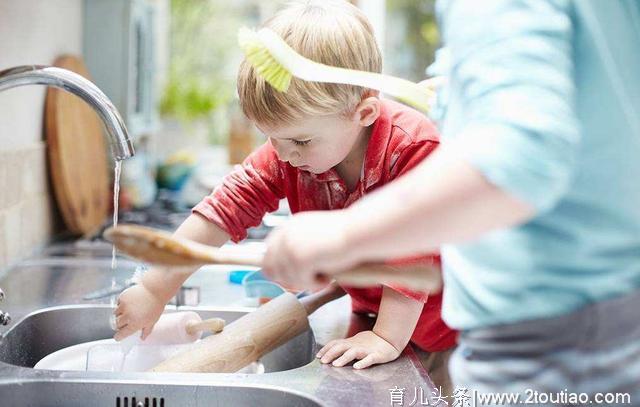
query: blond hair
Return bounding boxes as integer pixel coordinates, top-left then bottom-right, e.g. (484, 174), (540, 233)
(237, 0), (382, 127)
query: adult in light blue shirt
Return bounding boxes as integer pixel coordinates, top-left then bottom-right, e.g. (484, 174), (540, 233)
(263, 0), (640, 397)
(431, 0), (640, 329)
(426, 0), (640, 397)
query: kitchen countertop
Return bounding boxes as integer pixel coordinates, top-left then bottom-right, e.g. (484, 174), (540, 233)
(0, 240), (444, 406)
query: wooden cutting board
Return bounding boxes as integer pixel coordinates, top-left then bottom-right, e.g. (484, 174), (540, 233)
(45, 55), (110, 235)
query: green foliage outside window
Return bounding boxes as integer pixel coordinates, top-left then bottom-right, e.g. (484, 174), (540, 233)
(159, 0), (257, 143)
(385, 0), (439, 81)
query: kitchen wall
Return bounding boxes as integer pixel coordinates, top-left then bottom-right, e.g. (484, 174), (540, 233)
(0, 0), (84, 270)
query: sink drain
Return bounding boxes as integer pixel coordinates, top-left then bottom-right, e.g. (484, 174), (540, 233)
(116, 396), (165, 407)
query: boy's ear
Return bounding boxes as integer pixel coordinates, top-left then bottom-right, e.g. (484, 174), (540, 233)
(355, 96), (381, 127)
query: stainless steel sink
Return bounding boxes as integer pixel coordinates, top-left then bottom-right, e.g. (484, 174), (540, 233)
(0, 305), (321, 407)
(0, 305), (314, 373)
(0, 381), (324, 407)
(0, 248), (441, 406)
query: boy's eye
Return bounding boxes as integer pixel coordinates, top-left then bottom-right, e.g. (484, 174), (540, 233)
(292, 139), (311, 146)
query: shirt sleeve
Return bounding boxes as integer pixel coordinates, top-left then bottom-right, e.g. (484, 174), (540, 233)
(440, 0), (579, 212)
(192, 142), (285, 243)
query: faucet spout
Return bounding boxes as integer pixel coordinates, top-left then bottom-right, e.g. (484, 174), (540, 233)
(0, 65), (135, 160)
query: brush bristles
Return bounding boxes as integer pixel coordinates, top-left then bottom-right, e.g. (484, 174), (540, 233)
(238, 27), (292, 93)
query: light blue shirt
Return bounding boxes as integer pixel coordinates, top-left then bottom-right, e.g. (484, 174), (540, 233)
(430, 0), (640, 329)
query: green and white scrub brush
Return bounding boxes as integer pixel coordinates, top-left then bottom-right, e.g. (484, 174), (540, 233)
(238, 27), (434, 113)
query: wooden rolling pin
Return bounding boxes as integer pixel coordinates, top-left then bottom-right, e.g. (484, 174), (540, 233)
(104, 224), (442, 292)
(138, 312), (225, 345)
(150, 283), (346, 373)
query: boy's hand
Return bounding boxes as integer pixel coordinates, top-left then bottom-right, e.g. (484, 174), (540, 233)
(110, 214), (232, 342)
(316, 330), (401, 369)
(113, 284), (165, 341)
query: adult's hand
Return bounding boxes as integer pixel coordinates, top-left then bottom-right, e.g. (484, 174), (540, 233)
(262, 210), (359, 289)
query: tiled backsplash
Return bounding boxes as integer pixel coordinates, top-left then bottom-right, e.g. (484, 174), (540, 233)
(0, 0), (85, 272)
(0, 142), (58, 270)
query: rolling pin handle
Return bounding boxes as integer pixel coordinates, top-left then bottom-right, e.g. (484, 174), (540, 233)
(185, 317), (226, 336)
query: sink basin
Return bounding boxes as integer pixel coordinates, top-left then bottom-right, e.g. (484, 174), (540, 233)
(0, 246), (439, 406)
(0, 305), (322, 406)
(0, 305), (314, 374)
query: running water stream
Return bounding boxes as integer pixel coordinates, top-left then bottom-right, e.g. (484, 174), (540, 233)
(109, 160), (136, 370)
(111, 161), (139, 370)
(109, 160), (122, 330)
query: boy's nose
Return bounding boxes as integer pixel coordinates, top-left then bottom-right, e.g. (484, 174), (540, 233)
(285, 151), (302, 166)
(289, 150), (301, 160)
(279, 148), (300, 164)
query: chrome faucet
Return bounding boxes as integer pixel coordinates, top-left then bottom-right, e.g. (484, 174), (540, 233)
(0, 65), (135, 160)
(0, 65), (136, 324)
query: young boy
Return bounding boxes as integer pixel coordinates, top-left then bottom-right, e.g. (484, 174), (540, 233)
(114, 0), (455, 388)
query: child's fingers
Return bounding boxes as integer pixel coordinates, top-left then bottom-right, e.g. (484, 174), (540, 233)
(353, 353), (380, 370)
(141, 326), (152, 340)
(114, 324), (136, 341)
(316, 340), (339, 358)
(319, 342), (351, 364)
(332, 348), (367, 367)
(115, 315), (128, 330)
(114, 303), (124, 316)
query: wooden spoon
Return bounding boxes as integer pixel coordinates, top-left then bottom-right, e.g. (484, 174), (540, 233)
(104, 224), (442, 292)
